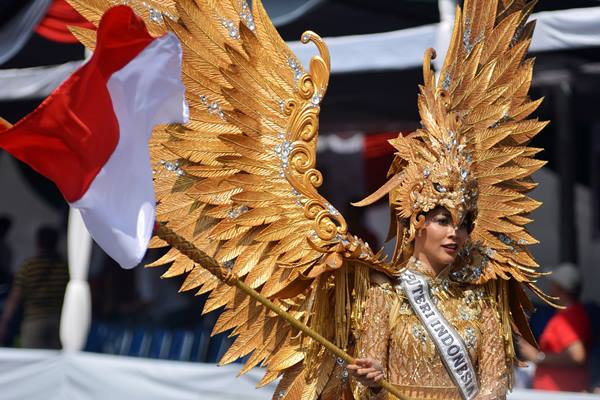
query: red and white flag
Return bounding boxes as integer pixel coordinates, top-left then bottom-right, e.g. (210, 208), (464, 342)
(0, 6), (188, 268)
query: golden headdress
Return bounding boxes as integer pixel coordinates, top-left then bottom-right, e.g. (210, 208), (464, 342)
(355, 85), (480, 257)
(66, 0), (547, 398)
(357, 1), (548, 291)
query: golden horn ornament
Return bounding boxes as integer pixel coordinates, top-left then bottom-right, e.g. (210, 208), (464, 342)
(155, 223), (408, 400)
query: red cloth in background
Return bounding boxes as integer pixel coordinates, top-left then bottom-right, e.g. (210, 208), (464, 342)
(363, 132), (398, 196)
(533, 302), (591, 392)
(35, 0), (94, 43)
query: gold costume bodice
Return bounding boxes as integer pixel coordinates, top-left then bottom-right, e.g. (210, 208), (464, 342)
(352, 263), (510, 400)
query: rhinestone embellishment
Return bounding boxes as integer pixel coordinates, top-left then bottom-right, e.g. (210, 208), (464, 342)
(326, 203), (340, 216)
(433, 183), (447, 193)
(412, 324), (428, 343)
(291, 188), (304, 208)
(277, 99), (286, 114)
(463, 288), (484, 306)
(148, 8), (163, 24)
(287, 57), (304, 82)
(341, 369), (349, 382)
(465, 326), (477, 348)
(461, 19), (484, 55)
(463, 19), (473, 54)
(274, 140), (293, 177)
(227, 205), (249, 219)
(498, 233), (512, 245)
(238, 1), (255, 31)
(156, 160), (185, 176)
(135, 2), (177, 23)
(442, 72), (452, 91)
(310, 92), (322, 106)
(459, 308), (473, 321)
(200, 95), (225, 119)
(220, 18), (240, 39)
(497, 233), (523, 252)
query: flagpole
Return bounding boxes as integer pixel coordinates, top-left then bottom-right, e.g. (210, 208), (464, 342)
(155, 223), (406, 400)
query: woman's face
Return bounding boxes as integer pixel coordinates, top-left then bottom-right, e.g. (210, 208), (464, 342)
(413, 207), (469, 271)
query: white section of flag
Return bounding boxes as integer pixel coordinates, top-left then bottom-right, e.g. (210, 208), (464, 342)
(71, 32), (188, 269)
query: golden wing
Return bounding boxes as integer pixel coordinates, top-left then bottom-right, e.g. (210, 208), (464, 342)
(389, 0), (546, 352)
(68, 0), (387, 397)
(434, 0), (546, 286)
(390, 0), (546, 287)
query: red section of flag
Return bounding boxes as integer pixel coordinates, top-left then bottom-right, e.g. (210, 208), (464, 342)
(0, 6), (154, 203)
(35, 0), (95, 43)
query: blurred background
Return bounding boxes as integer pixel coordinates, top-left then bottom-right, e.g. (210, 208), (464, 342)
(0, 0), (599, 398)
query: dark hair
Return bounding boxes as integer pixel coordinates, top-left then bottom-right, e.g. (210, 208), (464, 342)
(463, 211), (476, 234)
(36, 226), (59, 251)
(0, 216), (11, 238)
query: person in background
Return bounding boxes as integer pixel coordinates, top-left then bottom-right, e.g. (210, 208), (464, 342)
(519, 262), (591, 392)
(0, 226), (69, 349)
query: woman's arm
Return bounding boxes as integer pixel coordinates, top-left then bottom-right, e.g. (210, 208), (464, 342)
(475, 297), (510, 400)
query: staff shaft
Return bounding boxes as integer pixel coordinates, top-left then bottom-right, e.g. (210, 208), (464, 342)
(155, 223), (406, 400)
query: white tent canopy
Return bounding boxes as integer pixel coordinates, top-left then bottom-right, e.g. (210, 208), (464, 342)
(290, 5), (600, 73)
(1, 5), (600, 100)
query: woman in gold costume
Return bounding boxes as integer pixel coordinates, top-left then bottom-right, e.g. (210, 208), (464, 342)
(67, 0), (550, 399)
(348, 206), (510, 399)
(340, 1), (554, 398)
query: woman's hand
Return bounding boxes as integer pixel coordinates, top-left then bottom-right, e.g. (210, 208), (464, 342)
(346, 357), (385, 388)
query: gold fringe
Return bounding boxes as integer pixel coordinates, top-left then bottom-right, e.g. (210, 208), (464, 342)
(302, 276), (320, 326)
(389, 296), (402, 332)
(306, 275), (334, 370)
(351, 262), (370, 335)
(334, 268), (350, 350)
(497, 279), (516, 362)
(391, 219), (406, 266)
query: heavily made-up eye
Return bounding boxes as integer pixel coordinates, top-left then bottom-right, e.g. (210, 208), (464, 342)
(433, 182), (447, 193)
(435, 216), (451, 225)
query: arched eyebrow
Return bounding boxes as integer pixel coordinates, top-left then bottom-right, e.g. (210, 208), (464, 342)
(437, 207), (452, 218)
(428, 207), (451, 220)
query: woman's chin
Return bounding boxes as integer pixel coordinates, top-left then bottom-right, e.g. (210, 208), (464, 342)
(438, 253), (458, 266)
